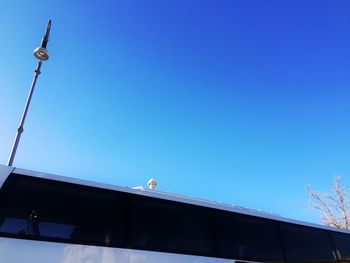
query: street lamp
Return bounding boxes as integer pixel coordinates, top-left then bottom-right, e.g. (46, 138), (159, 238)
(7, 20), (52, 167)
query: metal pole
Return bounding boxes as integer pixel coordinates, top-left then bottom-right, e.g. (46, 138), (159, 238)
(7, 20), (51, 167)
(7, 62), (42, 166)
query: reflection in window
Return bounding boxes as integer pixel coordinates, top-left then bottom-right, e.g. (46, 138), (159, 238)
(279, 222), (335, 262)
(0, 174), (126, 246)
(332, 232), (350, 260)
(129, 197), (215, 256)
(215, 211), (283, 262)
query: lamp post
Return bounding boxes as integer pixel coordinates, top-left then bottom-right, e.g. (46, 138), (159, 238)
(7, 20), (52, 167)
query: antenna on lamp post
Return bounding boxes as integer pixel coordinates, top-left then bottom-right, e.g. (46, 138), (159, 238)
(7, 20), (52, 167)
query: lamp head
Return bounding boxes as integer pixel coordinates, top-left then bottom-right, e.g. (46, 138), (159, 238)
(33, 47), (49, 61)
(33, 20), (51, 61)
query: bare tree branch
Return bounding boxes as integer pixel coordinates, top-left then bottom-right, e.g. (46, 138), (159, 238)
(307, 177), (350, 230)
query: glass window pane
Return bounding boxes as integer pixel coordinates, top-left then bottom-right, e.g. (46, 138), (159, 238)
(215, 211), (283, 261)
(332, 232), (350, 260)
(0, 173), (126, 247)
(279, 222), (335, 262)
(129, 196), (215, 257)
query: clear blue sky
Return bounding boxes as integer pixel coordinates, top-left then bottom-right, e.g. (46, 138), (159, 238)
(1, 0), (350, 224)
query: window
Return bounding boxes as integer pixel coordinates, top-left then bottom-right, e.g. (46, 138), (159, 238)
(128, 195), (215, 257)
(279, 222), (335, 262)
(332, 232), (350, 260)
(215, 211), (284, 262)
(0, 173), (126, 247)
